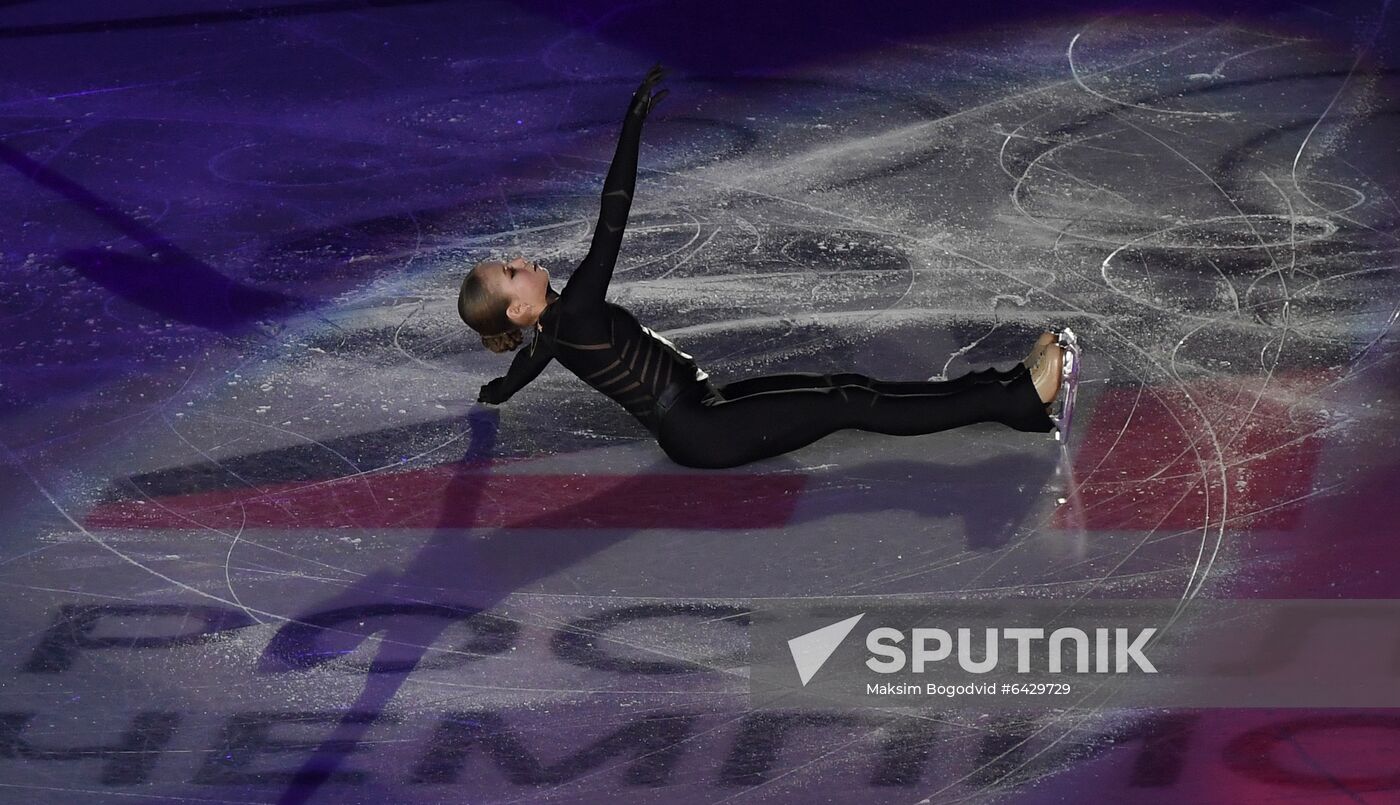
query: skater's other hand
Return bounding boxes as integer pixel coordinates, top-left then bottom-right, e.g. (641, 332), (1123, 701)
(477, 378), (509, 405)
(628, 62), (669, 119)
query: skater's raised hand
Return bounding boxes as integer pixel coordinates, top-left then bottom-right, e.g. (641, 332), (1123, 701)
(628, 62), (669, 119)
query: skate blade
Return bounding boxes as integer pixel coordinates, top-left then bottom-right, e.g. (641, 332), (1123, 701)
(1050, 328), (1081, 443)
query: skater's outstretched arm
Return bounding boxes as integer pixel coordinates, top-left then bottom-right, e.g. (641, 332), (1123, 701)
(477, 336), (556, 405)
(562, 64), (669, 307)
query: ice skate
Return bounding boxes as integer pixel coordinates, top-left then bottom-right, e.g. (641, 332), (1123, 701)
(1023, 331), (1056, 367)
(1024, 330), (1060, 407)
(1048, 328), (1081, 443)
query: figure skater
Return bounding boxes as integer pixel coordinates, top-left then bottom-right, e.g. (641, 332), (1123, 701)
(457, 64), (1081, 469)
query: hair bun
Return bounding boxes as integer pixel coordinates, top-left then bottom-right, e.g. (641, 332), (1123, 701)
(481, 328), (525, 353)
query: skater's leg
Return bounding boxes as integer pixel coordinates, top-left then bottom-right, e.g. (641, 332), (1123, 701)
(660, 369), (1052, 469)
(714, 364), (1026, 401)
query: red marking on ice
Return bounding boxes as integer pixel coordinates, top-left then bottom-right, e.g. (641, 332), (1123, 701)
(83, 468), (806, 530)
(1054, 371), (1331, 532)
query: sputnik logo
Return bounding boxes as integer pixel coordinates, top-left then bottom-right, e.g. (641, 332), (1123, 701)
(788, 613), (864, 686)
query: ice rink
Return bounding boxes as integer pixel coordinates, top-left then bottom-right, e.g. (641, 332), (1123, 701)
(1, 0), (1397, 801)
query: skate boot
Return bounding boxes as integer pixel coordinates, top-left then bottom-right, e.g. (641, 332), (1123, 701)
(1023, 331), (1058, 403)
(1023, 331), (1056, 368)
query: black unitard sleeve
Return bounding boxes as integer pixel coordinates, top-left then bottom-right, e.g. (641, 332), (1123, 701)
(478, 334), (555, 404)
(561, 93), (648, 306)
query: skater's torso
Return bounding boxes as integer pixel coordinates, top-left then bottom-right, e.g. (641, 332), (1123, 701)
(533, 297), (708, 434)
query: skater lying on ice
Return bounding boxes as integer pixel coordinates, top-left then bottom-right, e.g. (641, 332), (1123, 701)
(457, 63), (1080, 469)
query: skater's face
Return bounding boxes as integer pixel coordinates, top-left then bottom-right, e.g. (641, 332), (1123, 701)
(475, 256), (551, 327)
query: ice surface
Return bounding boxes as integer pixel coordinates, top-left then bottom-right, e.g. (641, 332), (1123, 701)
(0, 0), (1397, 802)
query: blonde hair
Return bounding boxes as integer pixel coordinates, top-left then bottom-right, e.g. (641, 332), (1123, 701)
(481, 329), (525, 353)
